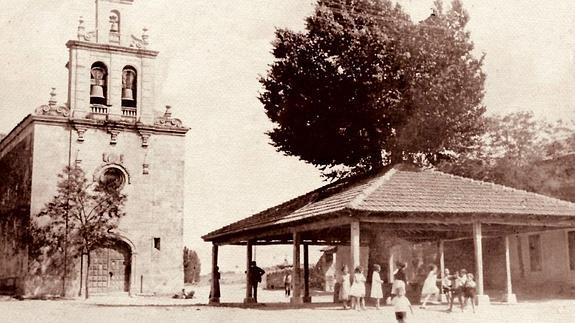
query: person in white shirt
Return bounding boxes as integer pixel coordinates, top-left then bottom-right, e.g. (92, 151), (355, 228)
(391, 285), (414, 323)
(371, 264), (384, 309)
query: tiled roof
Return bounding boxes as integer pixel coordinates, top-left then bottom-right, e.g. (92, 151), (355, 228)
(203, 164), (575, 241)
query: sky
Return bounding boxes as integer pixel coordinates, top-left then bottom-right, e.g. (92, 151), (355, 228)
(1, 0), (575, 273)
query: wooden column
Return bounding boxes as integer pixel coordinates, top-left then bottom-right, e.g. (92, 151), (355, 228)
(504, 235), (517, 304)
(388, 252), (394, 283)
(350, 220), (360, 270)
(291, 232), (302, 304)
(473, 222), (484, 295)
(473, 221), (490, 305)
(439, 240), (445, 302)
(243, 240), (254, 304)
(303, 243), (311, 303)
(209, 244), (220, 304)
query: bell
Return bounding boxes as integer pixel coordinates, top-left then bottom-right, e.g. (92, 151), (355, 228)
(90, 85), (104, 98)
(122, 88), (133, 101)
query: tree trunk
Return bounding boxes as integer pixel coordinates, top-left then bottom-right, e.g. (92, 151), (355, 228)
(84, 252), (90, 299)
(78, 252), (84, 297)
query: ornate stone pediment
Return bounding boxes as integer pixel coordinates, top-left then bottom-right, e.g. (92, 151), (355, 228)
(154, 105), (184, 129)
(34, 88), (69, 117)
(34, 104), (70, 117)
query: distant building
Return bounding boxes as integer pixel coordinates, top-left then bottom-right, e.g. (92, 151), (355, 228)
(0, 0), (188, 296)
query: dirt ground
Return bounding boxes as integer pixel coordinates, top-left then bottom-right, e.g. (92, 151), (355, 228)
(2, 284), (575, 323)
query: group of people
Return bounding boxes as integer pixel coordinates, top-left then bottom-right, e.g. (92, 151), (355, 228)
(337, 262), (478, 322)
(338, 263), (413, 322)
(441, 268), (478, 313)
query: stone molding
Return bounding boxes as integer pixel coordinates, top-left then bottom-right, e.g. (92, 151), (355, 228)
(66, 40), (159, 58)
(138, 131), (152, 147)
(34, 104), (70, 118)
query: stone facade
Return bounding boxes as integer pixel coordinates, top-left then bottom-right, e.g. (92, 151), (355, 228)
(0, 0), (188, 296)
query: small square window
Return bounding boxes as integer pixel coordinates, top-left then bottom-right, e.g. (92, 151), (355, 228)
(153, 237), (161, 251)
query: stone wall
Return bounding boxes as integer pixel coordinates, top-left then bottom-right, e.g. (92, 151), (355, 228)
(0, 128), (34, 295)
(29, 120), (186, 296)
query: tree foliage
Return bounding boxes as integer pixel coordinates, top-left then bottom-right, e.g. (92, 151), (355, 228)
(183, 247), (201, 284)
(438, 111), (575, 199)
(260, 0), (486, 179)
(31, 165), (127, 297)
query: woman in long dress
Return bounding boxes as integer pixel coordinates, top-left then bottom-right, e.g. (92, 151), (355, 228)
(339, 265), (351, 309)
(371, 264), (384, 309)
(349, 266), (366, 311)
(420, 264), (439, 309)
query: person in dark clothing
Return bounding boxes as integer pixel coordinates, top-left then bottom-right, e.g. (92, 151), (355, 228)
(248, 261), (265, 302)
(209, 266), (221, 302)
(391, 262), (408, 298)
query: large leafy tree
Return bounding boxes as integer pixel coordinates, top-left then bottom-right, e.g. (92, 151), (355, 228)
(31, 165), (127, 298)
(260, 0), (486, 178)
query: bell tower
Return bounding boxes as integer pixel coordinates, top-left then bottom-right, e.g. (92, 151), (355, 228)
(67, 0), (156, 124)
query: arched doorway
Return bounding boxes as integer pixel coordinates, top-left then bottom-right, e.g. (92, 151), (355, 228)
(88, 240), (131, 294)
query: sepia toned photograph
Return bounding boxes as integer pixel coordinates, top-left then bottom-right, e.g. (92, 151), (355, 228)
(1, 0), (575, 322)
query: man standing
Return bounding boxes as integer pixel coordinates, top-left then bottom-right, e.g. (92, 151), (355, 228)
(249, 261), (265, 303)
(284, 272), (292, 297)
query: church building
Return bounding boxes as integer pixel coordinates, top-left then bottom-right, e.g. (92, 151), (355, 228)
(0, 0), (188, 296)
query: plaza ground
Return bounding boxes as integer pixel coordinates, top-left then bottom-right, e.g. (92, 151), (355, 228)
(2, 284), (575, 323)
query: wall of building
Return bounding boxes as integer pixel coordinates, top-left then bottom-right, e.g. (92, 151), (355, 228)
(0, 127), (34, 294)
(29, 121), (185, 296)
(509, 229), (575, 293)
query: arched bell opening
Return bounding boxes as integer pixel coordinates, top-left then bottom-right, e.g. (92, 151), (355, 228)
(109, 10), (121, 33)
(121, 66), (137, 110)
(90, 62), (108, 105)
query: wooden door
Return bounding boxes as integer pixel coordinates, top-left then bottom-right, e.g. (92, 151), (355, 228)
(88, 242), (131, 293)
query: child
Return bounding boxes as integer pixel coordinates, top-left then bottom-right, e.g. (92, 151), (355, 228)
(442, 268), (453, 304)
(420, 264), (439, 309)
(371, 264), (384, 309)
(463, 273), (477, 313)
(339, 265), (351, 309)
(391, 286), (414, 323)
(349, 266), (366, 311)
(448, 269), (466, 312)
(391, 262), (407, 299)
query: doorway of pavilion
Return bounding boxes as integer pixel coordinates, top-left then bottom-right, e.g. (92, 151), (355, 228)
(87, 240), (132, 294)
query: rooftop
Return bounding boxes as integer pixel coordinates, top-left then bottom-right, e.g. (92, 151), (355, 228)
(203, 164), (575, 243)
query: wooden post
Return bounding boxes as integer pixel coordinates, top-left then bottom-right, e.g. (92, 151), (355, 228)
(350, 220), (360, 270)
(209, 244), (220, 304)
(388, 252), (394, 283)
(504, 235), (517, 304)
(303, 243), (311, 303)
(439, 240), (445, 302)
(291, 232), (302, 304)
(243, 240), (254, 304)
(473, 221), (490, 305)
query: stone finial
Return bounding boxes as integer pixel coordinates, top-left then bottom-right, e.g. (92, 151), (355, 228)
(48, 88), (57, 107)
(77, 16), (85, 40)
(142, 28), (149, 44)
(164, 105), (172, 118)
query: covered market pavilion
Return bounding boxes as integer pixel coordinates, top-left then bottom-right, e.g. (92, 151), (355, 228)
(202, 164), (575, 305)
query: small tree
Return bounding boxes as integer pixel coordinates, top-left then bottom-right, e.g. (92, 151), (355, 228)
(32, 165), (127, 298)
(183, 247), (201, 284)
